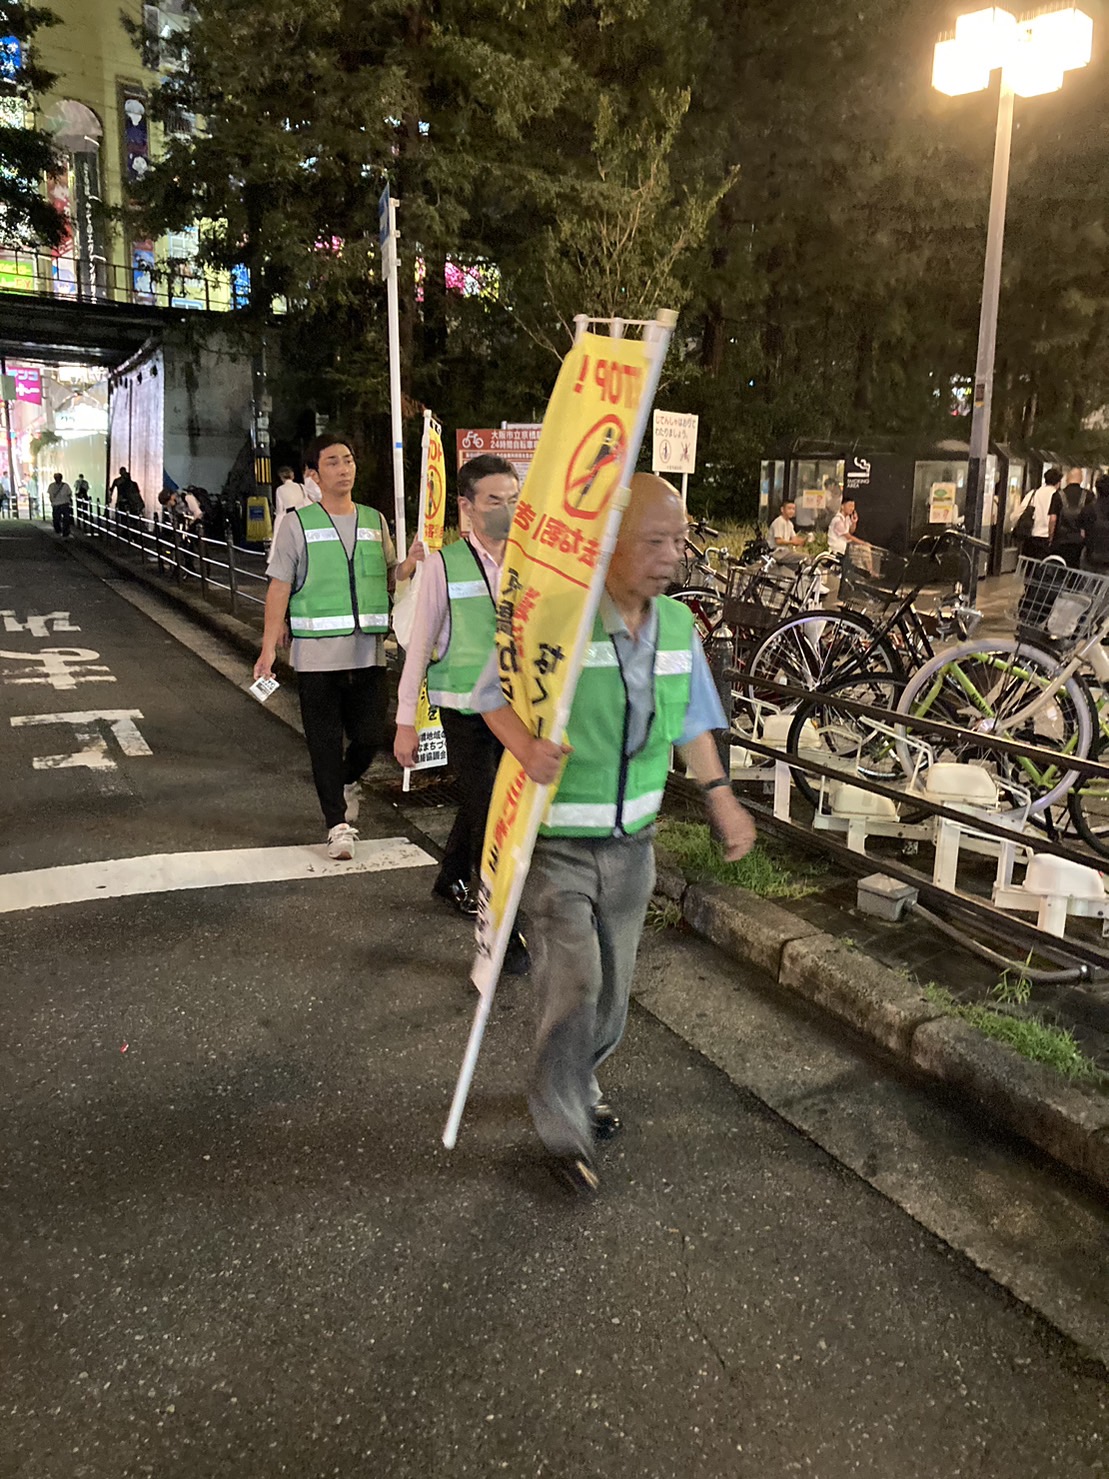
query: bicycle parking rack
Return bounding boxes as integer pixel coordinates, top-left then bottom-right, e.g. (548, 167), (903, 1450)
(728, 679), (1109, 973)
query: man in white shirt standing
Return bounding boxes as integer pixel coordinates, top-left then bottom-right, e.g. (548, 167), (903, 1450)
(827, 497), (865, 556)
(49, 472), (73, 537)
(271, 465), (318, 546)
(1015, 466), (1061, 559)
(393, 453), (528, 973)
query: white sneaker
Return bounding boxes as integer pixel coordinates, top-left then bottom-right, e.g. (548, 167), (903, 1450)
(343, 782), (361, 823)
(327, 822), (358, 860)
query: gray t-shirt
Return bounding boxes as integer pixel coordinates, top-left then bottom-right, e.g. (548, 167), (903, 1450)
(267, 507), (397, 672)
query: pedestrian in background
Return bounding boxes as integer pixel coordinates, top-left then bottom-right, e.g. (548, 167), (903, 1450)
(476, 473), (756, 1195)
(1014, 467), (1060, 559)
(48, 472), (73, 538)
(1050, 468), (1090, 569)
(1079, 474), (1109, 572)
(269, 465), (317, 551)
(74, 472), (90, 521)
(254, 432), (423, 859)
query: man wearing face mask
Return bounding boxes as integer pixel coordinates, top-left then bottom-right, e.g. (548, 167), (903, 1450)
(395, 453), (529, 974)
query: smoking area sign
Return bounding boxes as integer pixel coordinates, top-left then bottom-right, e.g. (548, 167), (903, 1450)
(651, 410), (698, 476)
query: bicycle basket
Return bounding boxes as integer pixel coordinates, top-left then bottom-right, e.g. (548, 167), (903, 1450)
(839, 544), (905, 605)
(1015, 556), (1109, 645)
(722, 561), (800, 626)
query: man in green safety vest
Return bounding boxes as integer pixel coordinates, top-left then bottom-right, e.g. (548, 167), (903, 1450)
(254, 431), (422, 858)
(474, 473), (757, 1195)
(394, 453), (529, 976)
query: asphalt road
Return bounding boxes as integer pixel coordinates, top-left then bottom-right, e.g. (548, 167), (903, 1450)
(1, 524), (1106, 1479)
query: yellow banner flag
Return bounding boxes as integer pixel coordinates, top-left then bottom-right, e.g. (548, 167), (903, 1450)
(471, 322), (674, 998)
(422, 413), (446, 552)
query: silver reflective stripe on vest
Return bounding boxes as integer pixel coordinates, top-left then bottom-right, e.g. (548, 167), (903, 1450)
(582, 642), (620, 668)
(290, 613), (355, 632)
(621, 788), (666, 827)
(356, 527), (383, 542)
(447, 579), (487, 599)
(304, 527), (341, 544)
(545, 800), (618, 830)
(655, 648), (693, 676)
(358, 614), (389, 630)
(426, 688), (473, 708)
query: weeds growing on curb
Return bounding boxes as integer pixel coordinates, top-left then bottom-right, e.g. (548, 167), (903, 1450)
(657, 820), (829, 899)
(646, 899), (683, 932)
(992, 955), (1033, 1007)
(923, 984), (1104, 1083)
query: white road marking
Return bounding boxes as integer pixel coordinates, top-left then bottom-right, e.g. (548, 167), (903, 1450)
(0, 838), (436, 913)
(0, 647), (114, 690)
(1, 610), (79, 636)
(10, 709), (152, 769)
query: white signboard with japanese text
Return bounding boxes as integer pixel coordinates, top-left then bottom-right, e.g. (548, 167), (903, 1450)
(651, 410), (699, 477)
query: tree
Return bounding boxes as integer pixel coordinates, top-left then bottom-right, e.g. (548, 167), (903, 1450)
(0, 2), (66, 249)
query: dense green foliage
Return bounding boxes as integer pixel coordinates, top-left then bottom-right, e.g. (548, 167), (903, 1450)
(0, 2), (66, 249)
(128, 0), (1109, 514)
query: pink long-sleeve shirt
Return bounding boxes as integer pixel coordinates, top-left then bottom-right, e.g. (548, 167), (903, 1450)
(395, 534), (503, 727)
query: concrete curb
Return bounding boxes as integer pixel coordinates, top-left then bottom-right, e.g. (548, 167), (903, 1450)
(656, 850), (1109, 1198)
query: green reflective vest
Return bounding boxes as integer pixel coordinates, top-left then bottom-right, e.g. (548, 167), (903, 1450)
(426, 540), (496, 714)
(288, 503), (390, 638)
(541, 596), (694, 838)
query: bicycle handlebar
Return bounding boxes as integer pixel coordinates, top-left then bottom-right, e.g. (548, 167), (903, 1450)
(688, 517), (719, 538)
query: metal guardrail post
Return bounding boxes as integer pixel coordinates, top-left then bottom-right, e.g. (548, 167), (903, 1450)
(171, 524), (182, 582)
(225, 529), (239, 614)
(155, 521), (164, 575)
(198, 532), (208, 597)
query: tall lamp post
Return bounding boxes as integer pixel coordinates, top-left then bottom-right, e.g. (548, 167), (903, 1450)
(933, 6), (1093, 593)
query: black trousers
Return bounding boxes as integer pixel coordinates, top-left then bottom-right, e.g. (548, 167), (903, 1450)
(297, 667), (388, 830)
(439, 707), (504, 890)
(52, 503), (72, 536)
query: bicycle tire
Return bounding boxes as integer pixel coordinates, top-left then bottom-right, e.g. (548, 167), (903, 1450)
(785, 671), (922, 813)
(743, 608), (900, 711)
(670, 587), (726, 644)
(894, 638), (1094, 817)
(1066, 724), (1109, 858)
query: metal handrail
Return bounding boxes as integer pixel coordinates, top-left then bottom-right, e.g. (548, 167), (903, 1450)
(75, 503), (269, 615)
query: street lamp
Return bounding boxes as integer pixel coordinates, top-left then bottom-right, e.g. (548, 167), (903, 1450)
(932, 6), (1093, 591)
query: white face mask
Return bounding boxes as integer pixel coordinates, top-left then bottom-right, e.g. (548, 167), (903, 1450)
(477, 504), (513, 541)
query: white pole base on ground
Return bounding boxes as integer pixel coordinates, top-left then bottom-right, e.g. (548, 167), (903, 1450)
(442, 991), (494, 1149)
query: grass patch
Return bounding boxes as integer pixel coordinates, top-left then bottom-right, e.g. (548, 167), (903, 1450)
(657, 819), (829, 899)
(645, 898), (683, 932)
(923, 983), (1104, 1084)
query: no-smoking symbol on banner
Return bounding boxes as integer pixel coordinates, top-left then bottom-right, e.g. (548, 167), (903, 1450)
(563, 415), (626, 521)
(426, 451), (445, 525)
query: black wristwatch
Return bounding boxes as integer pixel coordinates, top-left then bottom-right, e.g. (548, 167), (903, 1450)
(700, 777), (732, 793)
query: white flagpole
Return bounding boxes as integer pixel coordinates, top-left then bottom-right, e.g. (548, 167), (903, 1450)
(381, 190), (406, 553)
(401, 410), (434, 797)
(442, 308), (678, 1150)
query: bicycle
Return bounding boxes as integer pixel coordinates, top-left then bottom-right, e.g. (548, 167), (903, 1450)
(739, 528), (987, 709)
(892, 556), (1108, 822)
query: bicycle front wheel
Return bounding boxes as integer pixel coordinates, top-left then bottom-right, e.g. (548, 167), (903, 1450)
(895, 638), (1094, 817)
(744, 608), (899, 711)
(670, 587), (725, 644)
(1067, 732), (1109, 858)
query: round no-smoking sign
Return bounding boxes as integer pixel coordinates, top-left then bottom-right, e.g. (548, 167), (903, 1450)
(563, 415), (626, 521)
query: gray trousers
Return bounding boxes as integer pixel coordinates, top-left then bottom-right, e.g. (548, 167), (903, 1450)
(524, 833), (656, 1159)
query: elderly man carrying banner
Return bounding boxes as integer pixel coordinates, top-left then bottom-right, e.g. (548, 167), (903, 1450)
(473, 473), (756, 1194)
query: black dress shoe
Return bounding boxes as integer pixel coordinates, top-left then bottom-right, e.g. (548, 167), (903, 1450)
(551, 1154), (600, 1196)
(591, 1104), (622, 1141)
(431, 877), (478, 916)
(501, 933), (531, 977)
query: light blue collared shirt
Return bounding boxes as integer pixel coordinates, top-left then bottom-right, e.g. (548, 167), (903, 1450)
(471, 592), (726, 751)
